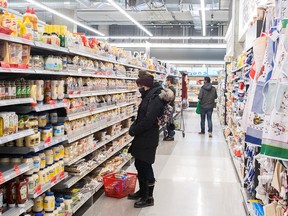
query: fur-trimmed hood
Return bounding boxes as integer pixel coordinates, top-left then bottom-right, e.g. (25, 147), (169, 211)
(158, 88), (175, 102)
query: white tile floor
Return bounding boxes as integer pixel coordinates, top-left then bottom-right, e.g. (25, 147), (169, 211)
(83, 109), (246, 216)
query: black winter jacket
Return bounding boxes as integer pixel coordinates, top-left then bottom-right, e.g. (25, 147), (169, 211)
(198, 83), (218, 109)
(128, 83), (174, 164)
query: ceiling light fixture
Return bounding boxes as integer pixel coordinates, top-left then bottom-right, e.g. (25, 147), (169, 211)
(110, 43), (226, 49)
(90, 36), (225, 40)
(25, 0), (105, 36)
(106, 0), (153, 36)
(200, 0), (206, 36)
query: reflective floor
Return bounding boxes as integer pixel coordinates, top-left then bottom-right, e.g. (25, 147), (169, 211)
(83, 109), (246, 216)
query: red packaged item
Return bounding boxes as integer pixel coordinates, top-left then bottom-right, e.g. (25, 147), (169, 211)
(16, 178), (28, 207)
(6, 180), (17, 207)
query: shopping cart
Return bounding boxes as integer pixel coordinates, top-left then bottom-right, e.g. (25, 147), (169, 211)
(173, 104), (186, 138)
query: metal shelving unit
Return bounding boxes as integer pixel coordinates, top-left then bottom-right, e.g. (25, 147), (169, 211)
(0, 129), (34, 146)
(67, 112), (136, 143)
(0, 135), (68, 154)
(0, 163), (33, 185)
(65, 89), (137, 99)
(2, 200), (34, 216)
(29, 172), (68, 199)
(0, 98), (34, 107)
(65, 128), (129, 166)
(60, 138), (133, 189)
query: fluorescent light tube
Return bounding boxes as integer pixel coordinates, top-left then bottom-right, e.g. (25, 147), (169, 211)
(93, 36), (225, 40)
(106, 0), (153, 37)
(110, 43), (226, 48)
(25, 0), (105, 36)
(200, 0), (206, 36)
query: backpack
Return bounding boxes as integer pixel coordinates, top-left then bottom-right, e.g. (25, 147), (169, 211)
(157, 103), (173, 127)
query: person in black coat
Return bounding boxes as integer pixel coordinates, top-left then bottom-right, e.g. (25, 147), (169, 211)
(128, 71), (174, 208)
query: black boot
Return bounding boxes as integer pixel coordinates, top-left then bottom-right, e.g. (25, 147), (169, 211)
(128, 178), (144, 200)
(134, 180), (155, 208)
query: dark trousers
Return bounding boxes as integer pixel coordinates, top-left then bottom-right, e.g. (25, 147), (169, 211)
(135, 159), (155, 182)
(166, 107), (175, 138)
(200, 108), (213, 133)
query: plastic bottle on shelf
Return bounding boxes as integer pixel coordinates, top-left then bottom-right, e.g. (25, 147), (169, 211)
(26, 80), (31, 98)
(22, 155), (34, 175)
(39, 151), (46, 170)
(30, 80), (37, 105)
(44, 192), (55, 212)
(30, 8), (38, 31)
(57, 80), (64, 101)
(10, 14), (17, 37)
(23, 18), (33, 40)
(51, 32), (60, 47)
(32, 153), (40, 174)
(51, 80), (58, 101)
(38, 168), (45, 186)
(21, 79), (27, 98)
(0, 81), (5, 100)
(25, 174), (35, 194)
(64, 195), (72, 214)
(33, 195), (44, 212)
(11, 155), (22, 164)
(36, 80), (44, 104)
(45, 149), (54, 166)
(2, 11), (11, 29)
(23, 7), (31, 23)
(17, 18), (24, 38)
(56, 198), (65, 216)
(6, 180), (17, 207)
(16, 178), (28, 207)
(44, 80), (52, 104)
(58, 145), (64, 160)
(11, 81), (16, 99)
(32, 172), (39, 192)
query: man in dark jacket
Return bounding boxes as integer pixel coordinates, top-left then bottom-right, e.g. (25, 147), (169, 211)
(198, 76), (218, 137)
(128, 71), (173, 208)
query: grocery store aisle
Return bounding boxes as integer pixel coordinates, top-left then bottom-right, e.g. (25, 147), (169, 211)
(83, 109), (246, 216)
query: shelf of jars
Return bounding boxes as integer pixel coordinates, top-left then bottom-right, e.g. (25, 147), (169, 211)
(58, 137), (133, 189)
(0, 32), (165, 75)
(71, 156), (132, 215)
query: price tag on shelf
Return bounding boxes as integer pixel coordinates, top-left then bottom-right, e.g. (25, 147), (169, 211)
(60, 171), (65, 179)
(14, 165), (20, 175)
(0, 172), (4, 184)
(35, 185), (42, 195)
(51, 176), (57, 183)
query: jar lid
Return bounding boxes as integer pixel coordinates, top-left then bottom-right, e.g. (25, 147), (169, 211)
(64, 195), (72, 199)
(34, 214), (44, 216)
(45, 192), (54, 196)
(56, 198), (63, 203)
(55, 203), (60, 207)
(32, 153), (39, 156)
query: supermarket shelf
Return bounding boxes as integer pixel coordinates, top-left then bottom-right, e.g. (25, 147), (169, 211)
(71, 157), (132, 214)
(240, 188), (252, 216)
(0, 129), (34, 145)
(0, 163), (33, 185)
(65, 89), (137, 99)
(65, 128), (129, 166)
(34, 41), (69, 53)
(0, 98), (34, 107)
(29, 172), (68, 199)
(12, 102), (67, 113)
(0, 135), (67, 154)
(0, 33), (34, 46)
(231, 64), (249, 74)
(67, 112), (136, 143)
(3, 200), (34, 216)
(66, 102), (135, 121)
(0, 33), (164, 74)
(0, 67), (138, 80)
(62, 138), (133, 188)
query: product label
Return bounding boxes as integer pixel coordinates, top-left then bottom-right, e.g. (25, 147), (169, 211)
(11, 87), (16, 97)
(45, 63), (54, 70)
(41, 158), (46, 168)
(26, 86), (31, 95)
(16, 86), (21, 97)
(21, 86), (26, 96)
(28, 181), (35, 191)
(34, 159), (40, 169)
(20, 185), (27, 200)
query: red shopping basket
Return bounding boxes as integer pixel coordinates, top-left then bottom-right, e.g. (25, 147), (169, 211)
(102, 172), (137, 198)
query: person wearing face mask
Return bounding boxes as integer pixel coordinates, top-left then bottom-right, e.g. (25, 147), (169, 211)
(128, 71), (173, 208)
